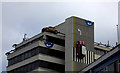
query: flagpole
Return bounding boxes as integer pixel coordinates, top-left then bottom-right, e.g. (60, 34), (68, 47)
(117, 25), (120, 44)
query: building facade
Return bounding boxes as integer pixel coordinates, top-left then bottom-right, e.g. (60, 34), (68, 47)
(55, 16), (94, 71)
(94, 42), (110, 60)
(80, 44), (120, 73)
(6, 32), (65, 73)
(6, 16), (95, 72)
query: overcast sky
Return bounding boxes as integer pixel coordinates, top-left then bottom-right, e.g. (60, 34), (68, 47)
(1, 2), (119, 71)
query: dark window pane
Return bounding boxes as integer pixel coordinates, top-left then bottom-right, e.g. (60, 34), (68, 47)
(21, 54), (24, 60)
(36, 47), (39, 54)
(17, 55), (21, 62)
(11, 59), (14, 65)
(108, 63), (114, 71)
(8, 60), (11, 66)
(39, 60), (65, 72)
(28, 51), (31, 58)
(46, 35), (65, 46)
(39, 46), (65, 60)
(8, 60), (65, 73)
(27, 64), (31, 72)
(31, 49), (36, 56)
(24, 52), (28, 59)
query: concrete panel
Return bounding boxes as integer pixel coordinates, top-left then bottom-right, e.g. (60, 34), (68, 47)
(65, 17), (74, 71)
(56, 16), (94, 71)
(55, 22), (66, 34)
(73, 17), (94, 71)
(74, 17), (94, 51)
(57, 17), (75, 71)
(56, 17), (74, 71)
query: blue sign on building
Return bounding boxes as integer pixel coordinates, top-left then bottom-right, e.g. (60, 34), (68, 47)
(85, 20), (94, 26)
(44, 41), (54, 48)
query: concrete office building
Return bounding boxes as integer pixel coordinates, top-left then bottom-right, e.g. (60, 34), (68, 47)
(94, 42), (110, 60)
(6, 32), (65, 73)
(80, 44), (120, 73)
(6, 16), (94, 72)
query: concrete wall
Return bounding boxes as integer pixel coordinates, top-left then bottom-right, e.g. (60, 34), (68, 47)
(73, 17), (94, 71)
(56, 17), (74, 71)
(55, 16), (94, 71)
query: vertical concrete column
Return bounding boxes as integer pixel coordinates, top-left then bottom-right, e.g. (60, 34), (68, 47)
(65, 16), (94, 71)
(55, 16), (94, 71)
(64, 17), (74, 71)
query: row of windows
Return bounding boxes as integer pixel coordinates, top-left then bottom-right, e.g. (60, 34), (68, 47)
(8, 47), (39, 66)
(8, 46), (65, 66)
(85, 59), (120, 73)
(94, 48), (105, 55)
(39, 46), (65, 60)
(46, 35), (65, 46)
(8, 60), (65, 73)
(97, 59), (120, 73)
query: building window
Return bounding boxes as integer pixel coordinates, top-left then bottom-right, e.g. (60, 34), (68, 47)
(24, 52), (28, 59)
(46, 35), (65, 46)
(39, 46), (65, 60)
(31, 49), (35, 56)
(98, 61), (120, 73)
(38, 60), (65, 72)
(108, 63), (114, 71)
(118, 59), (120, 73)
(21, 54), (24, 60)
(94, 48), (105, 55)
(17, 55), (21, 62)
(27, 51), (31, 58)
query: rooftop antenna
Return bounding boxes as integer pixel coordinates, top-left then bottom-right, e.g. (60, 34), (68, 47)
(116, 42), (118, 46)
(23, 33), (27, 41)
(106, 41), (110, 47)
(116, 25), (119, 44)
